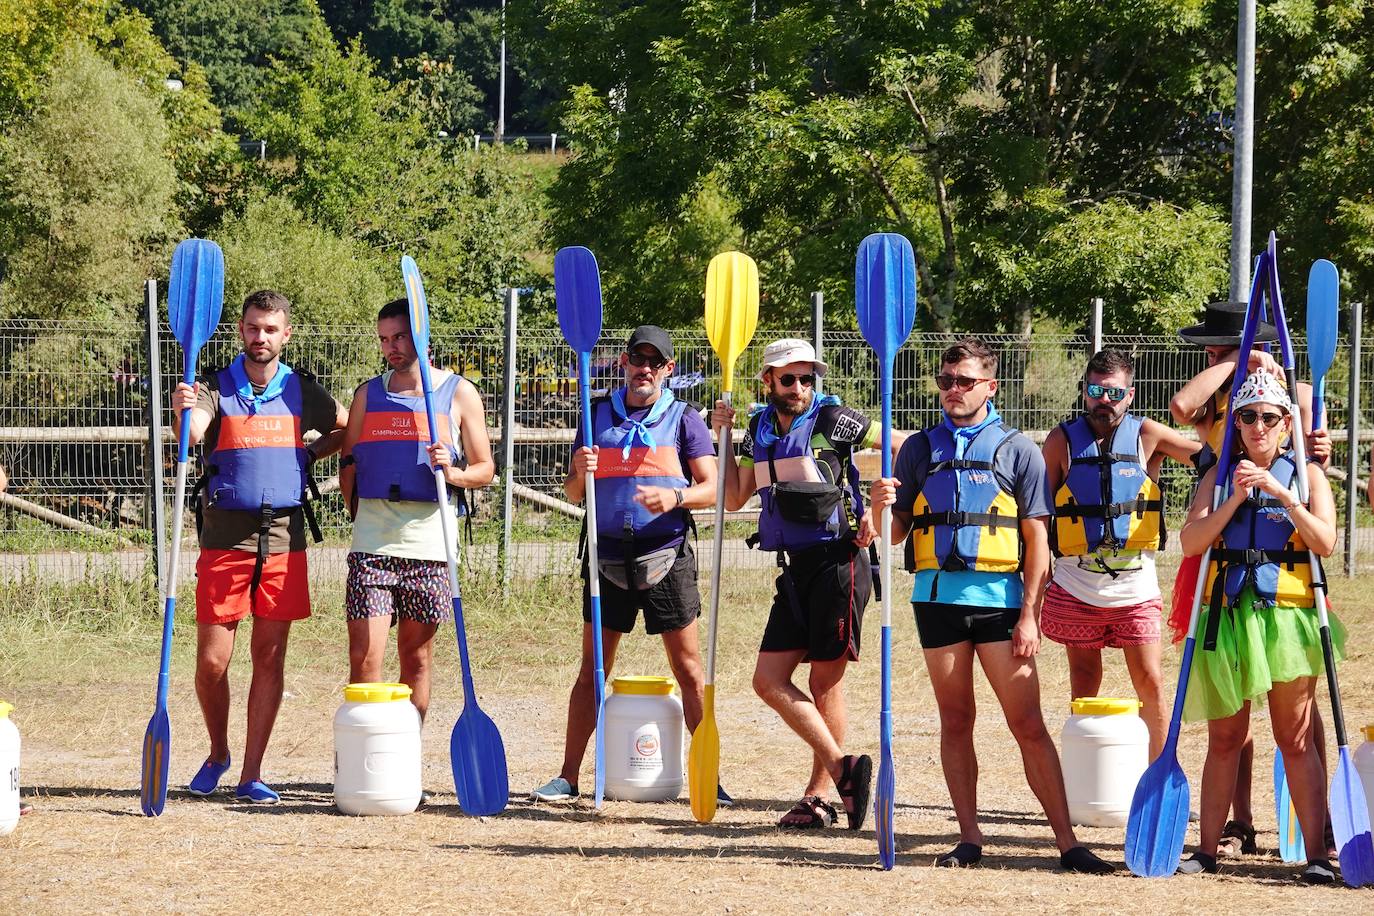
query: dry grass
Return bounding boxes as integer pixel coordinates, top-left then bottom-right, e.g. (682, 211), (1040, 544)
(2, 566), (1372, 914)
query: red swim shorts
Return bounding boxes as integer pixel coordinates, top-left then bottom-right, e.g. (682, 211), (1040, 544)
(1041, 582), (1161, 649)
(195, 549), (311, 625)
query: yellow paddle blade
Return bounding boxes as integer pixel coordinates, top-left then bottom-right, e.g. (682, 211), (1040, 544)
(704, 252), (759, 394)
(688, 684), (720, 823)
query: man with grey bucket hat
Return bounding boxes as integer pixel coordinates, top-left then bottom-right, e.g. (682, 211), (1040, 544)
(713, 338), (889, 830)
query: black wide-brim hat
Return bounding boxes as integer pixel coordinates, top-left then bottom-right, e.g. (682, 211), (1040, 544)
(1177, 301), (1278, 346)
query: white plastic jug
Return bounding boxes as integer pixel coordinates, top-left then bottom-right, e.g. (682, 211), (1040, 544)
(1060, 697), (1148, 828)
(1355, 724), (1374, 827)
(604, 676), (684, 802)
(0, 701), (19, 836)
(333, 683), (421, 816)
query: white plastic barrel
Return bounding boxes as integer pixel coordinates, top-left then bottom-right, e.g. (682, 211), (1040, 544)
(604, 676), (684, 802)
(0, 701), (17, 836)
(333, 683), (421, 816)
(1355, 725), (1374, 827)
(1060, 697), (1149, 827)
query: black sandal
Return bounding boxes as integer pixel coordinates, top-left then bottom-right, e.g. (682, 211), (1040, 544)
(1218, 819), (1257, 857)
(935, 842), (983, 868)
(778, 795), (837, 829)
(835, 754), (873, 832)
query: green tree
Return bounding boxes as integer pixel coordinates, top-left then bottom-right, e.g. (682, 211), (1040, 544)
(0, 0), (104, 120)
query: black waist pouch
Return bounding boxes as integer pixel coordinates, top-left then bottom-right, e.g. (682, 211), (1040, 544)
(770, 481), (843, 524)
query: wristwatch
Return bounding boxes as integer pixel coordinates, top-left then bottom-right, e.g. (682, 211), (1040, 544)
(674, 488), (685, 507)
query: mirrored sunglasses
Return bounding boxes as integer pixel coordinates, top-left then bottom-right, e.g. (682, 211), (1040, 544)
(1084, 383), (1130, 402)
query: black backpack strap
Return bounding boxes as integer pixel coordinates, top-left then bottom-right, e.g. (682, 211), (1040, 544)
(249, 502), (273, 604)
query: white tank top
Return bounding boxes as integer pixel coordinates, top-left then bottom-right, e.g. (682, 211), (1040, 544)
(1052, 549), (1160, 607)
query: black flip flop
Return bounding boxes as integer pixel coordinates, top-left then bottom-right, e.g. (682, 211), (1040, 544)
(935, 842), (983, 867)
(836, 754), (873, 832)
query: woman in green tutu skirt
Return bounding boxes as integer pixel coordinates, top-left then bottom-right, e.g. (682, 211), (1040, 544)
(1176, 368), (1343, 883)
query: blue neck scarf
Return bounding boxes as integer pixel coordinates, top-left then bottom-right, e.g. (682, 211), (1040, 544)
(227, 353), (293, 414)
(753, 393), (841, 450)
(609, 387), (676, 459)
(942, 402), (1001, 458)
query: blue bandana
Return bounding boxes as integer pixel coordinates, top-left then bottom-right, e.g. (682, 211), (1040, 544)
(227, 353), (293, 414)
(942, 402), (1002, 458)
(609, 387), (677, 459)
(752, 393), (841, 450)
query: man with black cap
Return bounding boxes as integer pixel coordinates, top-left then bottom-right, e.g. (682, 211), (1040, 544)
(532, 326), (723, 804)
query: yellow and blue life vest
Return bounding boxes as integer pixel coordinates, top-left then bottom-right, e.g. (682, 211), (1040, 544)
(204, 356), (308, 512)
(1052, 413), (1164, 557)
(352, 372), (465, 506)
(909, 420), (1022, 573)
(591, 389), (692, 546)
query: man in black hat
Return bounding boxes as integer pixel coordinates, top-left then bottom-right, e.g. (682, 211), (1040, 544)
(531, 326), (725, 805)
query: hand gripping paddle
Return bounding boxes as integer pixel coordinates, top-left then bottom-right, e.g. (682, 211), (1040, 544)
(1271, 247), (1374, 887)
(401, 255), (509, 816)
(855, 233), (917, 869)
(553, 246), (608, 808)
(1124, 248), (1271, 874)
(141, 238), (224, 816)
(689, 251), (759, 823)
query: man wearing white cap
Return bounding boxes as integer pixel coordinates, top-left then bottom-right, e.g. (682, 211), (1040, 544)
(713, 338), (886, 830)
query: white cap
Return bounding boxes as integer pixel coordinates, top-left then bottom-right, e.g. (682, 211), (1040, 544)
(757, 338), (829, 380)
(1232, 369), (1293, 414)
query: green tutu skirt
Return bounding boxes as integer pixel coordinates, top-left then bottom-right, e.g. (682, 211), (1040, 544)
(1182, 587), (1347, 722)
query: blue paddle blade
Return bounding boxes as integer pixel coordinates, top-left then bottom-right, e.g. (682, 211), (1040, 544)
(167, 239), (225, 355)
(450, 704), (509, 816)
(1306, 259), (1339, 376)
(876, 709), (895, 869)
(1332, 750), (1374, 887)
(401, 255), (431, 357)
(140, 710), (170, 816)
(855, 234), (918, 361)
(1124, 752), (1190, 876)
(1274, 751), (1304, 862)
(554, 246), (604, 352)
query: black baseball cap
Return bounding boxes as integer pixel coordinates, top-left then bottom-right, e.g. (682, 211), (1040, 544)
(626, 325), (674, 361)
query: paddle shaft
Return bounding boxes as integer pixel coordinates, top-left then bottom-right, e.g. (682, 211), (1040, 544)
(705, 391), (732, 684)
(577, 351), (608, 803)
(154, 361), (200, 710)
(877, 353), (896, 866)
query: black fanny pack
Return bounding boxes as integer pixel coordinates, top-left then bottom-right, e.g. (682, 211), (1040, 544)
(770, 480), (843, 524)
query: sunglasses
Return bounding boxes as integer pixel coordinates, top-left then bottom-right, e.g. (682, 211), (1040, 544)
(627, 352), (668, 370)
(774, 373), (816, 388)
(935, 374), (992, 392)
(1084, 383), (1130, 402)
(1236, 408), (1286, 428)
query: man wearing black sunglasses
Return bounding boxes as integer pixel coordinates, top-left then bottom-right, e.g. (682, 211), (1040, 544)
(870, 336), (1113, 873)
(1041, 348), (1200, 762)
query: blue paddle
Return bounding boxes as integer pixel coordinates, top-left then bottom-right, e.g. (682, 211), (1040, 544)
(1275, 751), (1304, 862)
(1306, 259), (1339, 429)
(141, 239), (224, 817)
(855, 232), (917, 870)
(1124, 248), (1271, 875)
(553, 245), (608, 808)
(401, 255), (509, 816)
(1271, 248), (1374, 887)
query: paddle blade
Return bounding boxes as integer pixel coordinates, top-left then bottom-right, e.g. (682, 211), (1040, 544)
(855, 233), (918, 362)
(703, 252), (759, 392)
(167, 239), (224, 356)
(401, 255), (432, 358)
(450, 704), (509, 816)
(1331, 749), (1374, 887)
(554, 246), (603, 352)
(1124, 753), (1190, 876)
(1275, 751), (1305, 863)
(1306, 259), (1339, 376)
(140, 709), (170, 817)
(688, 685), (720, 823)
(876, 713), (896, 870)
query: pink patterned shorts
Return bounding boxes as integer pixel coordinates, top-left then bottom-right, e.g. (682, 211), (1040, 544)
(1041, 582), (1161, 649)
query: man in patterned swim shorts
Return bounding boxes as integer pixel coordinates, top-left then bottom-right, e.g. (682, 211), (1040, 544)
(340, 298), (495, 723)
(1041, 348), (1198, 759)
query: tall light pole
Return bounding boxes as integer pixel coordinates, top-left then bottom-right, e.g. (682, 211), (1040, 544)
(496, 0), (506, 142)
(1230, 0), (1256, 301)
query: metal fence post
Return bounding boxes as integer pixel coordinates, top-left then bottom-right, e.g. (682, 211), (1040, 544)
(811, 291), (823, 393)
(500, 287), (518, 592)
(1346, 301), (1362, 577)
(1091, 297), (1104, 354)
(144, 280), (166, 592)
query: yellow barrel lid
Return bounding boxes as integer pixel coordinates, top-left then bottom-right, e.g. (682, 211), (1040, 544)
(1365, 725), (1374, 743)
(0, 700), (10, 718)
(612, 676), (674, 696)
(343, 682), (413, 703)
(1071, 697), (1140, 716)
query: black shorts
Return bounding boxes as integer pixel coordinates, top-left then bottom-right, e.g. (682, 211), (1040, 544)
(913, 601), (1019, 650)
(582, 541), (701, 635)
(760, 541), (873, 662)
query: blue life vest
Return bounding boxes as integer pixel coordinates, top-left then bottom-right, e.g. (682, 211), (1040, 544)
(590, 391), (691, 546)
(1204, 452), (1313, 612)
(1052, 413), (1164, 557)
(205, 363), (308, 511)
(749, 405), (863, 551)
(909, 421), (1022, 573)
(352, 372), (465, 506)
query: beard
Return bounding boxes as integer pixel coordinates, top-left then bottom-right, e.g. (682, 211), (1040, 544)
(770, 387), (812, 416)
(245, 343), (279, 364)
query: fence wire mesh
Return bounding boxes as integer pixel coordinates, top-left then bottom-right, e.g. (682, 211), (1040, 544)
(1, 314), (1370, 586)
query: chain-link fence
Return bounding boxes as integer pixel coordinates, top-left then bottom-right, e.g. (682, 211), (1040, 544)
(1, 308), (1371, 586)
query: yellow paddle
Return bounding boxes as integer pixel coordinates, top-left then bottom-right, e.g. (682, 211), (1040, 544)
(688, 251), (759, 823)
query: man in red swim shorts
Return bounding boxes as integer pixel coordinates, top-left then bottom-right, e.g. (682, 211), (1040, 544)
(172, 290), (347, 804)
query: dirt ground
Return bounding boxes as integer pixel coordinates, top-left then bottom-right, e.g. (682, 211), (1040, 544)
(2, 569), (1372, 914)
